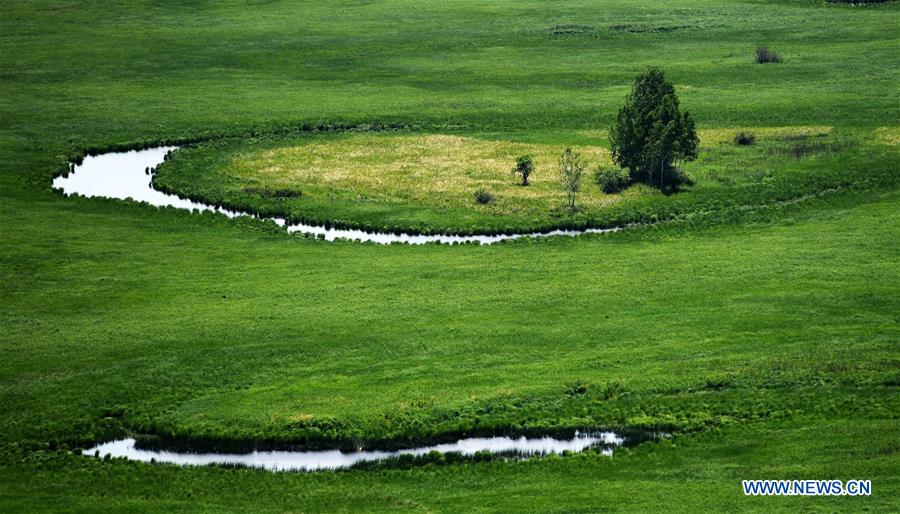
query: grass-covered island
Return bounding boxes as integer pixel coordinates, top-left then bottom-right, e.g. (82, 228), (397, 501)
(155, 126), (896, 235)
(2, 0), (898, 512)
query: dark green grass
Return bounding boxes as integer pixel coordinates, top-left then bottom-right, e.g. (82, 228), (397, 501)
(3, 413), (898, 512)
(3, 0), (899, 151)
(2, 0), (899, 511)
(2, 187), (899, 512)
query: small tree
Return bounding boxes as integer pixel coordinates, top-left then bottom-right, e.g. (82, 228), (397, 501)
(513, 155), (534, 186)
(609, 68), (698, 191)
(557, 147), (584, 211)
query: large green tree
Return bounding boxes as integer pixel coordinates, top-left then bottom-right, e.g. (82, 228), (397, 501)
(609, 68), (698, 190)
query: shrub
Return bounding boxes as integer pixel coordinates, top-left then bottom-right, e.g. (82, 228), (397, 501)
(474, 189), (494, 205)
(755, 47), (781, 64)
(594, 166), (630, 194)
(565, 381), (589, 396)
(734, 132), (756, 146)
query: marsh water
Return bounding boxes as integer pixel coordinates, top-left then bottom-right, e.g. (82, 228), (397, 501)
(53, 147), (620, 244)
(83, 432), (624, 472)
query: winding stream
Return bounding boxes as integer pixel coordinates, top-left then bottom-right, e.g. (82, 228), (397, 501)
(53, 147), (620, 244)
(60, 147), (633, 471)
(84, 432), (623, 472)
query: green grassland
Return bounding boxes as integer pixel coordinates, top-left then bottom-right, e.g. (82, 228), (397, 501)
(2, 0), (899, 512)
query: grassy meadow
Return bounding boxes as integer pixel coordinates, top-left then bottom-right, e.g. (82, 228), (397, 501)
(1, 0), (899, 512)
(154, 126), (897, 233)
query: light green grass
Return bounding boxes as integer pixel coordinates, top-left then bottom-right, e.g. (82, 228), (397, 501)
(154, 126), (897, 233)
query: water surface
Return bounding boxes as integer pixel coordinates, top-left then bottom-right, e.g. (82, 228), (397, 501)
(84, 432), (623, 471)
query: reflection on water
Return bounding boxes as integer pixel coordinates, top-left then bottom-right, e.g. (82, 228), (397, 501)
(84, 432), (623, 471)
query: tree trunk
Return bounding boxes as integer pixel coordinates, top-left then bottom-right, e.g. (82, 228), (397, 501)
(660, 158), (664, 189)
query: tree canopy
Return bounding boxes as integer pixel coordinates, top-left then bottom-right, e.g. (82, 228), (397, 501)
(609, 68), (698, 190)
(513, 154), (534, 186)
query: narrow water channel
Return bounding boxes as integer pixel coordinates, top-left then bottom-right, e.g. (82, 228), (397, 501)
(53, 147), (620, 244)
(84, 432), (624, 472)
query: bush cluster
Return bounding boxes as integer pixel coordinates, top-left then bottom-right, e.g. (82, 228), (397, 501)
(755, 47), (781, 64)
(473, 189), (494, 204)
(594, 166), (631, 194)
(734, 132), (756, 146)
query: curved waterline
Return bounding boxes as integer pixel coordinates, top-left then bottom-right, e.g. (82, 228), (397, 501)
(83, 432), (623, 472)
(53, 146), (621, 245)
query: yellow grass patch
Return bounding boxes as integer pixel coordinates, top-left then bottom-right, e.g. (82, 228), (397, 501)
(226, 128), (848, 216)
(875, 127), (900, 146)
(229, 134), (621, 214)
